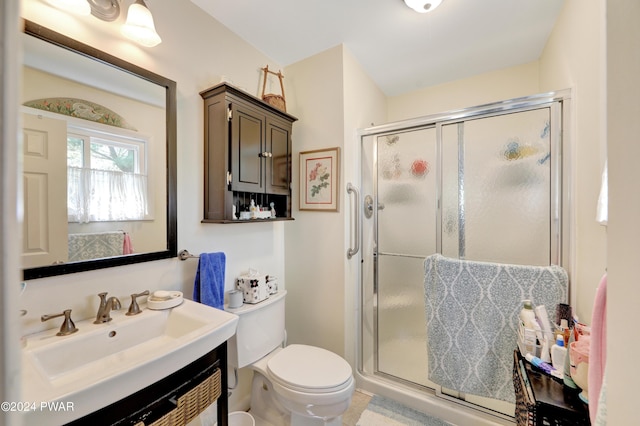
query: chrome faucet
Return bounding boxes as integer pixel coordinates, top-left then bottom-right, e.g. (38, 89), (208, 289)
(94, 292), (122, 324)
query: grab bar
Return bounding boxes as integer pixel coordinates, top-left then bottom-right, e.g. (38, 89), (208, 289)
(347, 183), (360, 259)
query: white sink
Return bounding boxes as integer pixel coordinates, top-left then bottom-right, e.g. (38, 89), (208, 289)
(22, 298), (238, 425)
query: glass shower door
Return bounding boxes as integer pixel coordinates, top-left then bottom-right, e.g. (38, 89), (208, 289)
(374, 127), (438, 389)
(360, 101), (562, 418)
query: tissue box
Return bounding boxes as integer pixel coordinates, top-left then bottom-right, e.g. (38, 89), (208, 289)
(266, 275), (278, 295)
(236, 274), (269, 304)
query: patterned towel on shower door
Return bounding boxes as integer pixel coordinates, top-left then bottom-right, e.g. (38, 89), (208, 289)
(423, 254), (568, 402)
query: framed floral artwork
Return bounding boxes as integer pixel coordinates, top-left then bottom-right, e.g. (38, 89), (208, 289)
(299, 147), (340, 211)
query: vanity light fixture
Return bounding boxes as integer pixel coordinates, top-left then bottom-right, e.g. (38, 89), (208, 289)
(47, 0), (162, 47)
(46, 0), (91, 16)
(403, 0), (443, 13)
(121, 0), (162, 47)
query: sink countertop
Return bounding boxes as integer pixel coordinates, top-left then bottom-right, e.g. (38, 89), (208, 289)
(22, 299), (238, 425)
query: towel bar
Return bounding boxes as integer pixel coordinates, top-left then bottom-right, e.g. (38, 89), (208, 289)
(178, 249), (199, 261)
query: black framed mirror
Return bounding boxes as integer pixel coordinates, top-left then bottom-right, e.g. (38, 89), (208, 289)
(21, 20), (177, 280)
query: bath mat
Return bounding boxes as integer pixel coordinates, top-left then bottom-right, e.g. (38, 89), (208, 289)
(356, 395), (451, 426)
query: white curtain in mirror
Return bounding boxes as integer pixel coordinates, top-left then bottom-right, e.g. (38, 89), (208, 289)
(67, 167), (148, 223)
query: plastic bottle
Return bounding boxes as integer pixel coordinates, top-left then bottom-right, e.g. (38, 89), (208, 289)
(540, 336), (551, 363)
(534, 304), (554, 340)
(520, 300), (536, 329)
(560, 318), (571, 346)
(563, 326), (578, 388)
(551, 334), (567, 371)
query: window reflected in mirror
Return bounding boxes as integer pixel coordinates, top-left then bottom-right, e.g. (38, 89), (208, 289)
(21, 20), (177, 279)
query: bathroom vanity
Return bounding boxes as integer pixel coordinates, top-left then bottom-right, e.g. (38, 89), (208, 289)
(67, 344), (227, 426)
(22, 299), (238, 426)
(200, 83), (297, 223)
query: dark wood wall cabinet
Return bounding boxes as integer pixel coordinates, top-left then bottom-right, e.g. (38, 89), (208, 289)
(200, 83), (298, 223)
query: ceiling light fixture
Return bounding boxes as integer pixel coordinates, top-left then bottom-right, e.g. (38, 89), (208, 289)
(46, 0), (91, 16)
(121, 0), (162, 47)
(404, 0), (443, 13)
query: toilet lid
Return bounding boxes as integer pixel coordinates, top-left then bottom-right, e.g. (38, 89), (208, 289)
(267, 344), (353, 393)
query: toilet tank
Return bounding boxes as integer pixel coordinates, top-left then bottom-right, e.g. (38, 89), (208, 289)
(227, 290), (286, 368)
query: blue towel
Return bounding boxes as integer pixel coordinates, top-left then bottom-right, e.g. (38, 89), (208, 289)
(193, 252), (226, 310)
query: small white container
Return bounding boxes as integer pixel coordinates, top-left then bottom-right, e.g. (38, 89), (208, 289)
(228, 411), (255, 426)
(228, 290), (244, 309)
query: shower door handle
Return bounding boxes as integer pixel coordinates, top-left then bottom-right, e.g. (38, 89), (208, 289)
(346, 183), (360, 259)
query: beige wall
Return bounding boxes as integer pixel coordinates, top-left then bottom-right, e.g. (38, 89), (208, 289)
(1, 0), (23, 424)
(607, 1), (640, 423)
(283, 44), (386, 362)
(539, 0), (606, 324)
(387, 61), (540, 121)
(284, 46), (347, 356)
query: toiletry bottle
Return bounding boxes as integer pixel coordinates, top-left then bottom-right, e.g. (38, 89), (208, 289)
(551, 334), (567, 371)
(532, 319), (544, 344)
(250, 199), (257, 219)
(540, 336), (551, 363)
(560, 318), (570, 346)
(534, 304), (554, 340)
(563, 326), (578, 388)
(520, 300), (536, 329)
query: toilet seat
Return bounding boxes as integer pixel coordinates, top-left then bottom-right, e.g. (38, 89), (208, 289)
(267, 344), (353, 394)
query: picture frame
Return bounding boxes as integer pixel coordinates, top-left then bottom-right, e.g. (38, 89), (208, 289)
(299, 147), (340, 211)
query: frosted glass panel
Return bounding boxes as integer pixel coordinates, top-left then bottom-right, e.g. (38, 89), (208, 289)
(462, 109), (551, 265)
(441, 123), (460, 259)
(377, 255), (431, 387)
(377, 129), (436, 256)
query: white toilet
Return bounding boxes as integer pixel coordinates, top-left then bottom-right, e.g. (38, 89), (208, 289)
(227, 290), (355, 426)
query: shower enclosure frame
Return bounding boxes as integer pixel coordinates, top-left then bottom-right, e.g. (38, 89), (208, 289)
(353, 90), (572, 423)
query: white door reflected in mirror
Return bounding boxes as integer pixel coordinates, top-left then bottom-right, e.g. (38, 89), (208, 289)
(22, 113), (68, 268)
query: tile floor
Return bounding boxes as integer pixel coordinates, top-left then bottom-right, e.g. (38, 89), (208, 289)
(342, 390), (373, 426)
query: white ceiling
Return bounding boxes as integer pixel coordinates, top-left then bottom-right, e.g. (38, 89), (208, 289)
(190, 0), (565, 97)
